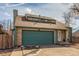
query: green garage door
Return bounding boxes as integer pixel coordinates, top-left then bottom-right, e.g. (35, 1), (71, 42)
(22, 31), (54, 46)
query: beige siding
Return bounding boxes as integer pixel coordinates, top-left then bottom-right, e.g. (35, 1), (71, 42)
(15, 16), (67, 30)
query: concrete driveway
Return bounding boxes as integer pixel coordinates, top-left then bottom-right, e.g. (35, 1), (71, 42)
(10, 45), (79, 56)
(2, 44), (79, 56)
(35, 47), (79, 56)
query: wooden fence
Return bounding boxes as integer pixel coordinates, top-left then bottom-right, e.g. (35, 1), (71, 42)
(0, 33), (13, 49)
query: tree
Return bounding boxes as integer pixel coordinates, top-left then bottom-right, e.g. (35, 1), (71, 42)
(70, 4), (79, 31)
(63, 11), (73, 27)
(63, 3), (79, 27)
(70, 4), (79, 15)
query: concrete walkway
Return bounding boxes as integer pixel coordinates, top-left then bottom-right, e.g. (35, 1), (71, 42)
(11, 48), (39, 56)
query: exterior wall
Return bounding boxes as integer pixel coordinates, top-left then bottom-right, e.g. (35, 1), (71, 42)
(16, 28), (22, 46)
(53, 30), (57, 44)
(54, 30), (58, 44)
(15, 16), (67, 30)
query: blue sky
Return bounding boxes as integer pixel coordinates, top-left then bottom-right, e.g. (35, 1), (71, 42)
(0, 3), (72, 22)
(0, 3), (78, 31)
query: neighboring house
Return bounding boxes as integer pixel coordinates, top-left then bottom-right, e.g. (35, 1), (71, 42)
(13, 10), (72, 47)
(72, 30), (79, 43)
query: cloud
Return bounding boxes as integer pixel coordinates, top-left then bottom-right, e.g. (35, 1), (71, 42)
(18, 7), (40, 16)
(33, 3), (72, 22)
(18, 8), (32, 15)
(0, 11), (12, 20)
(15, 3), (72, 23)
(0, 3), (24, 8)
(26, 8), (33, 14)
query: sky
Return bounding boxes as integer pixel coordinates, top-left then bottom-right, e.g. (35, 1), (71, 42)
(0, 3), (79, 31)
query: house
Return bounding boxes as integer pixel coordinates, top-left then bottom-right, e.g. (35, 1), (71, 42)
(13, 10), (72, 47)
(72, 30), (79, 43)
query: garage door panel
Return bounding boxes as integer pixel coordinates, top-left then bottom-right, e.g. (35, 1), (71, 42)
(22, 31), (54, 46)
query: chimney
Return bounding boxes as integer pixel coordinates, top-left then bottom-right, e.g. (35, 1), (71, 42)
(13, 9), (18, 20)
(13, 9), (18, 29)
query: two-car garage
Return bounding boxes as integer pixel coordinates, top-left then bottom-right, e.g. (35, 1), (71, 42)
(13, 11), (71, 48)
(22, 30), (54, 47)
